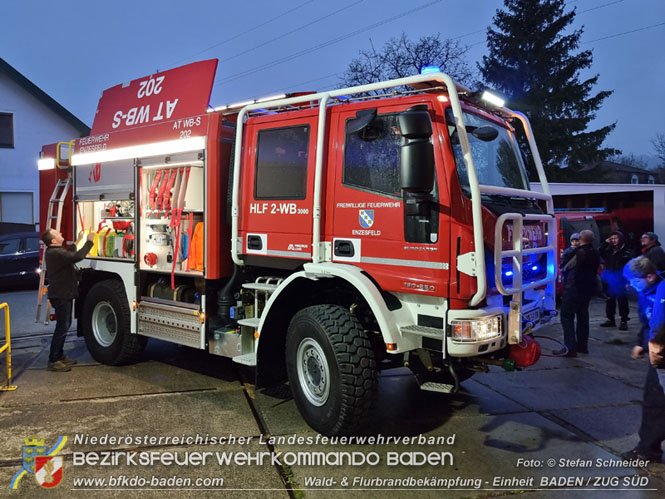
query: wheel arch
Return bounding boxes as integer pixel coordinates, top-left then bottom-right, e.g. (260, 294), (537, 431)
(255, 262), (397, 387)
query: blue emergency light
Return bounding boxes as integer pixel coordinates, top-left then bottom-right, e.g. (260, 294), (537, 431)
(420, 65), (440, 74)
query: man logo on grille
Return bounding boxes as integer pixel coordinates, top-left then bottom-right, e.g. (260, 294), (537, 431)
(359, 209), (374, 229)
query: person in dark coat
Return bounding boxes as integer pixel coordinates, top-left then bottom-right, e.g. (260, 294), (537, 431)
(641, 232), (665, 271)
(555, 229), (601, 357)
(622, 256), (665, 463)
(41, 229), (94, 372)
(559, 232), (580, 274)
(599, 231), (632, 330)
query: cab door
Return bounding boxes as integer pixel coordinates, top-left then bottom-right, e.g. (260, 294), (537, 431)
(240, 114), (319, 263)
(328, 102), (451, 296)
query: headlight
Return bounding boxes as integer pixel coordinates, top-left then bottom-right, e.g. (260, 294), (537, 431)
(450, 315), (502, 343)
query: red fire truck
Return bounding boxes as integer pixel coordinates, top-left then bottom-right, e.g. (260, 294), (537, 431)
(38, 60), (556, 435)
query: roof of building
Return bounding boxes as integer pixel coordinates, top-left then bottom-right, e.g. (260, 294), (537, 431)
(0, 57), (90, 136)
(595, 160), (657, 175)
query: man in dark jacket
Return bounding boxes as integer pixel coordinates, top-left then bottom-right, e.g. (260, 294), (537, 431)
(641, 232), (665, 271)
(555, 230), (601, 357)
(41, 229), (94, 372)
(599, 231), (633, 330)
(623, 256), (665, 463)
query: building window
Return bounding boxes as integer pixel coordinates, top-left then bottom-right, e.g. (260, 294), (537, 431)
(630, 174), (639, 184)
(0, 113), (14, 148)
(648, 175), (655, 184)
(254, 125), (309, 199)
(0, 192), (34, 223)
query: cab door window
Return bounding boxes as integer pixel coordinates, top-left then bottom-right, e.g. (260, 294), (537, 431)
(343, 114), (401, 198)
(255, 125), (309, 200)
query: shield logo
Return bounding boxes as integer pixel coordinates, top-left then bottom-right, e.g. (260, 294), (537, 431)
(34, 456), (63, 488)
(359, 209), (374, 229)
(22, 443), (47, 474)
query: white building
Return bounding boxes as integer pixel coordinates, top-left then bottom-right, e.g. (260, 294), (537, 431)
(0, 57), (89, 227)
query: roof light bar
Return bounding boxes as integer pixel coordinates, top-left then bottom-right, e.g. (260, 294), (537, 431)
(209, 93), (287, 113)
(71, 136), (206, 165)
(480, 90), (505, 108)
(38, 158), (56, 171)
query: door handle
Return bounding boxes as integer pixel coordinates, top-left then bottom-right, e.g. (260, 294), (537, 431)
(247, 235), (263, 250)
(334, 240), (355, 257)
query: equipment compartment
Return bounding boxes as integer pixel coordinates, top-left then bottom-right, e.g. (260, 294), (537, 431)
(75, 199), (135, 260)
(138, 159), (204, 275)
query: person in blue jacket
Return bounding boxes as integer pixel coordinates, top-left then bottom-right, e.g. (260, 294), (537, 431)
(623, 256), (665, 462)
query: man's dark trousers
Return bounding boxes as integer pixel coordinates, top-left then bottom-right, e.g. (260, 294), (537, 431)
(606, 294), (629, 322)
(49, 298), (72, 363)
(637, 364), (665, 459)
(560, 289), (591, 353)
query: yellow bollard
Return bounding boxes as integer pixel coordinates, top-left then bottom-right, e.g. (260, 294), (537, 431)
(0, 303), (18, 391)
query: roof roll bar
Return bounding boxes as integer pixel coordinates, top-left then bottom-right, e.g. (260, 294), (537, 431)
(229, 72), (553, 308)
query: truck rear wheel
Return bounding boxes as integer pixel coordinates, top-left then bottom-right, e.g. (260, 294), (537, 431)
(285, 304), (377, 435)
(82, 279), (146, 365)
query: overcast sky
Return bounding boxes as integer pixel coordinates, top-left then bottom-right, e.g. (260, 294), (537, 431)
(2, 0), (664, 159)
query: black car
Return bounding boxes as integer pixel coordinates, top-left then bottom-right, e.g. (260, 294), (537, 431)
(0, 231), (41, 288)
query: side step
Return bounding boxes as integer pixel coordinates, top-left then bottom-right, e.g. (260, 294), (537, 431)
(232, 352), (257, 366)
(418, 381), (455, 394)
(137, 300), (203, 349)
(241, 282), (279, 292)
(237, 318), (260, 328)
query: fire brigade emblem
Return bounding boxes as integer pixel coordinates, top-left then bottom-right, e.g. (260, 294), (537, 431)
(34, 456), (63, 488)
(10, 436), (67, 490)
(359, 209), (374, 228)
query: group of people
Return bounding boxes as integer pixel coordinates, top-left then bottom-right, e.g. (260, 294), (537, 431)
(557, 229), (665, 463)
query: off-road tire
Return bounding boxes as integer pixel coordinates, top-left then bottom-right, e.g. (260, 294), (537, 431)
(82, 279), (146, 365)
(285, 304), (377, 435)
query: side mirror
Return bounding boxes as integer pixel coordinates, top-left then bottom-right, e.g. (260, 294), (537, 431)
(399, 106), (434, 193)
(346, 108), (377, 134)
(470, 125), (499, 142)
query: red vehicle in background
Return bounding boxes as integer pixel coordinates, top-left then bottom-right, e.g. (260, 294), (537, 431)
(554, 208), (619, 298)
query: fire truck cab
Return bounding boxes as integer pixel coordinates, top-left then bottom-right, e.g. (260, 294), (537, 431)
(39, 60), (556, 435)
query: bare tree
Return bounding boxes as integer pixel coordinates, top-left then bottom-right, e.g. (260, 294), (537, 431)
(653, 133), (665, 165)
(609, 153), (650, 169)
(340, 33), (475, 90)
(652, 133), (665, 183)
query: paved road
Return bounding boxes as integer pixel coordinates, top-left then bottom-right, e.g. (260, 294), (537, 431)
(0, 289), (664, 497)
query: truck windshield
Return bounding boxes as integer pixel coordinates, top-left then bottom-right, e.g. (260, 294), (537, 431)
(447, 109), (529, 192)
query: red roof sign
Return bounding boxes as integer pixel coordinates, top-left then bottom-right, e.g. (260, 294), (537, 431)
(90, 59), (218, 136)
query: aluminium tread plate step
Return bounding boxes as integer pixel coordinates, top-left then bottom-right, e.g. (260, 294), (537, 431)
(241, 283), (279, 292)
(237, 318), (260, 328)
(419, 382), (455, 394)
(232, 352), (257, 366)
(400, 324), (444, 339)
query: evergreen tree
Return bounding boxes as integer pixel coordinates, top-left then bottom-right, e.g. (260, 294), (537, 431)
(479, 0), (618, 182)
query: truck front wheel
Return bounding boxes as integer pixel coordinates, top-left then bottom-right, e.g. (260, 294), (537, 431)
(82, 279), (146, 365)
(285, 304), (377, 435)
